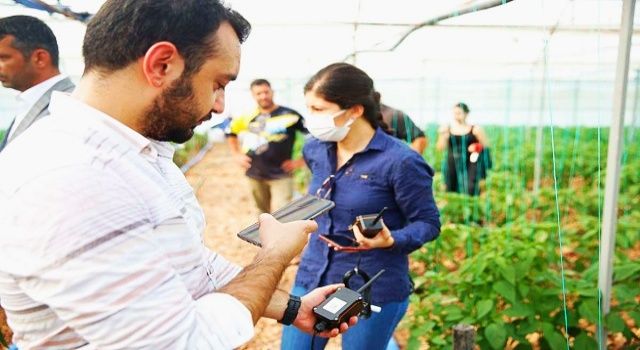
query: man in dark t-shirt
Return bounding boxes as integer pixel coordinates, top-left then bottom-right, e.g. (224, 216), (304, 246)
(374, 91), (427, 155)
(227, 79), (306, 213)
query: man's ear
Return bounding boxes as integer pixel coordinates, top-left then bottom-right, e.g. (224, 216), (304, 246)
(30, 49), (53, 69)
(141, 41), (185, 88)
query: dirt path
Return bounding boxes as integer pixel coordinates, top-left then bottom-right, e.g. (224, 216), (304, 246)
(184, 142), (341, 349)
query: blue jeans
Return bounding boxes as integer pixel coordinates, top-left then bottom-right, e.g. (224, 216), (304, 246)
(281, 285), (409, 350)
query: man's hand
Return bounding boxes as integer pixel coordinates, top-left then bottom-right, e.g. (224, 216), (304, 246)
(281, 158), (305, 173)
(258, 214), (318, 262)
(353, 220), (394, 249)
(233, 152), (252, 170)
(293, 284), (358, 337)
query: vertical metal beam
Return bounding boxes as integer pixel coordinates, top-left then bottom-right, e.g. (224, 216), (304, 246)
(598, 2), (635, 349)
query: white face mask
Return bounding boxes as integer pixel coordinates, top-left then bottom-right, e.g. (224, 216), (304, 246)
(305, 110), (354, 142)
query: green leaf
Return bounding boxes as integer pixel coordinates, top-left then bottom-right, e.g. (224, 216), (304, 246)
(499, 265), (516, 285)
(515, 260), (532, 279)
(613, 285), (640, 304)
(628, 311), (640, 325)
(493, 281), (516, 304)
(544, 329), (567, 350)
(576, 286), (599, 297)
(477, 299), (494, 319)
(504, 303), (533, 318)
(431, 335), (447, 346)
(475, 260), (488, 275)
(460, 317), (475, 326)
(444, 304), (464, 321)
(517, 320), (538, 335)
(485, 323), (507, 350)
(518, 284), (530, 298)
(578, 299), (599, 323)
(407, 334), (422, 350)
(541, 322), (555, 337)
(574, 332), (598, 350)
(416, 321), (435, 334)
(445, 309), (464, 321)
(613, 262), (640, 280)
(605, 313), (626, 333)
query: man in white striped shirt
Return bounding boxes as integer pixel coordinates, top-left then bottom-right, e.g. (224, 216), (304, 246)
(0, 1), (355, 349)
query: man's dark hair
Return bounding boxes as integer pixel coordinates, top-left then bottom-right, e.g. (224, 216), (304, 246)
(0, 15), (59, 67)
(250, 79), (271, 88)
(83, 0), (251, 76)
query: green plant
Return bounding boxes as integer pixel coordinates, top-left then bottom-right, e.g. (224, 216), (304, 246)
(404, 126), (639, 349)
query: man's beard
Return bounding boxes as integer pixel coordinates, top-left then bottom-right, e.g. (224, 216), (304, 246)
(142, 75), (210, 143)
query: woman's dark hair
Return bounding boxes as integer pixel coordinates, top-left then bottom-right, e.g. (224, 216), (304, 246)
(0, 16), (59, 67)
(455, 102), (470, 114)
(304, 63), (388, 132)
(83, 0), (251, 76)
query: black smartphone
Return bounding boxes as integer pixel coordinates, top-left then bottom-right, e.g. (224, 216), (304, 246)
(318, 234), (367, 252)
(237, 194), (335, 247)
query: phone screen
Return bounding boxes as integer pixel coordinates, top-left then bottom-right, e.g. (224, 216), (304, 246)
(318, 235), (367, 252)
(237, 194), (335, 246)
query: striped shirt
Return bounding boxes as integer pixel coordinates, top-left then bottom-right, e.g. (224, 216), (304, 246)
(0, 92), (254, 349)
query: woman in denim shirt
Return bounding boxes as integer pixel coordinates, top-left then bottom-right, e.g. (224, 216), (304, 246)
(281, 63), (441, 350)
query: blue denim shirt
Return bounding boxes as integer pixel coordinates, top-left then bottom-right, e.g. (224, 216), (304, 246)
(295, 128), (441, 303)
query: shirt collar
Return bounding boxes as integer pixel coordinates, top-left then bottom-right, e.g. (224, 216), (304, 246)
(17, 74), (66, 106)
(362, 127), (388, 152)
(48, 92), (157, 159)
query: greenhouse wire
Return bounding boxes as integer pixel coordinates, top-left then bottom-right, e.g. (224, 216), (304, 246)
(595, 2), (603, 347)
(544, 41), (571, 349)
(448, 133), (473, 256)
(503, 80), (513, 241)
(555, 81), (580, 188)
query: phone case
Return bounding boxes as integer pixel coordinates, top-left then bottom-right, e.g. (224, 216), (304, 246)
(237, 194), (335, 247)
(318, 235), (368, 252)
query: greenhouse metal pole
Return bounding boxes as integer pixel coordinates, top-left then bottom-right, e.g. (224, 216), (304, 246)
(598, 1), (635, 348)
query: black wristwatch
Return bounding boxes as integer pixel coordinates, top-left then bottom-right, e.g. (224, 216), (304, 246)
(278, 294), (301, 325)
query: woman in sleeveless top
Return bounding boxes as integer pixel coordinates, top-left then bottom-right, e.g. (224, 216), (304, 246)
(436, 102), (490, 196)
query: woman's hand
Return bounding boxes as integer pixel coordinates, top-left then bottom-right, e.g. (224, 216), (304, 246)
(467, 142), (483, 153)
(352, 220), (394, 249)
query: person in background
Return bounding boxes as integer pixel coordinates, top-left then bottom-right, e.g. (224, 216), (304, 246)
(281, 63), (441, 350)
(0, 15), (75, 152)
(373, 91), (427, 155)
(436, 102), (491, 196)
(227, 79), (307, 213)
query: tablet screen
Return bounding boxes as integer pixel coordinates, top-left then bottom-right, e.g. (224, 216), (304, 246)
(237, 194), (335, 246)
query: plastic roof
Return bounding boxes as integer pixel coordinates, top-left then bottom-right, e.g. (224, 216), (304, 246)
(1, 0), (640, 125)
(2, 0), (639, 79)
